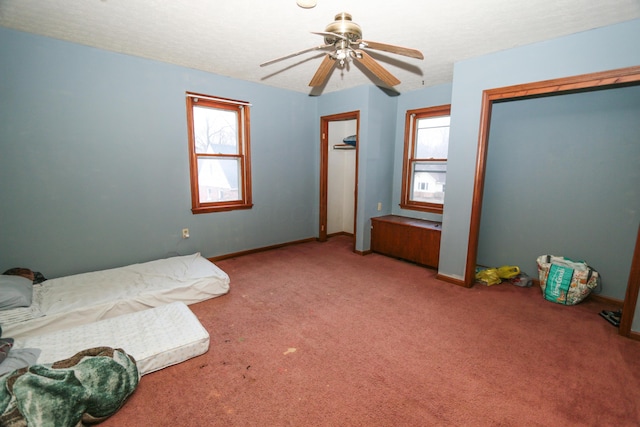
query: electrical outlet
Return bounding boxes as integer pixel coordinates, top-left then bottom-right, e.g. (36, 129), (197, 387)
(377, 202), (382, 211)
(182, 228), (190, 239)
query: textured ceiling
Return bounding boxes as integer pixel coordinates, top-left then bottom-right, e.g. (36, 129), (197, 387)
(1, 0), (639, 94)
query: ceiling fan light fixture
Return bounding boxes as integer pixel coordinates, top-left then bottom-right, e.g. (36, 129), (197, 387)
(333, 49), (350, 67)
(296, 0), (317, 9)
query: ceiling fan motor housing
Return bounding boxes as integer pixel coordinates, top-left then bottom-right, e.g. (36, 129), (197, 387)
(324, 12), (362, 44)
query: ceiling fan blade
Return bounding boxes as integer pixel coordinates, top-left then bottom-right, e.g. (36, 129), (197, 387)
(309, 54), (336, 87)
(311, 31), (348, 41)
(353, 50), (401, 87)
(260, 44), (333, 67)
(356, 39), (424, 60)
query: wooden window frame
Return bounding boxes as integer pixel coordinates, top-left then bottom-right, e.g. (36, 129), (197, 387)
(186, 92), (252, 214)
(400, 104), (451, 214)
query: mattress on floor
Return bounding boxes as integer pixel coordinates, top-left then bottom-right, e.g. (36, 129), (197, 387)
(2, 252), (229, 339)
(13, 301), (210, 376)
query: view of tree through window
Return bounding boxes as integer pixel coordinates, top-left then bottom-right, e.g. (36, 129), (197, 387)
(193, 106), (240, 203)
(186, 93), (252, 213)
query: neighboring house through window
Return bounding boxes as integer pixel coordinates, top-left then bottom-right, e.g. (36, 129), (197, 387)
(400, 104), (450, 214)
(186, 92), (252, 214)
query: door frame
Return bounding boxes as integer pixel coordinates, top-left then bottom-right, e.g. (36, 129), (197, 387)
(319, 111), (360, 250)
(620, 224), (640, 339)
(465, 65), (640, 338)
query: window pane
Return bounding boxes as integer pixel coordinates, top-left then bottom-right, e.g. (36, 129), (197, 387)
(193, 106), (238, 154)
(415, 116), (450, 159)
(410, 162), (446, 204)
(419, 116), (450, 128)
(197, 157), (241, 203)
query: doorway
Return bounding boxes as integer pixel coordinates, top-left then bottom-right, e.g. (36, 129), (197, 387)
(319, 111), (359, 251)
(465, 65), (640, 338)
(466, 66), (640, 287)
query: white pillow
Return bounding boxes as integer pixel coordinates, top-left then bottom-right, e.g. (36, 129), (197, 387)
(0, 275), (33, 310)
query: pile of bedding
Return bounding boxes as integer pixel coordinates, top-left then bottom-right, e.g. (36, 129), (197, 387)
(0, 347), (138, 427)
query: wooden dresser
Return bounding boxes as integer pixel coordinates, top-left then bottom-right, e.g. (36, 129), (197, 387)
(370, 215), (442, 268)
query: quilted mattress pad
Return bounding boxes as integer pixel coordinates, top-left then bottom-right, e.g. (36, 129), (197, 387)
(14, 301), (210, 375)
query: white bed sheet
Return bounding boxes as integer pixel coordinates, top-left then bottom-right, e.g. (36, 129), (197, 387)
(2, 253), (229, 339)
(14, 301), (210, 375)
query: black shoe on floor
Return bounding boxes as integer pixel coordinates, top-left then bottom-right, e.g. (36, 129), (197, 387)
(599, 310), (621, 327)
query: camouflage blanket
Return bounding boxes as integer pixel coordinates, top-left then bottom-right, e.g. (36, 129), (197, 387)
(0, 347), (139, 426)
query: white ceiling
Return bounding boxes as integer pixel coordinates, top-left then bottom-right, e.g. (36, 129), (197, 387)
(1, 0), (639, 94)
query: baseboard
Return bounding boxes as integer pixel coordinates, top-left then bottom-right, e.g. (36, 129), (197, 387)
(436, 273), (469, 288)
(208, 235), (371, 261)
(629, 331), (640, 342)
(327, 231), (353, 238)
(208, 237), (316, 262)
(355, 249), (372, 256)
(588, 293), (624, 308)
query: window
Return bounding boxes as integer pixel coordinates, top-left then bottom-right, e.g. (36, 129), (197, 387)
(186, 92), (252, 214)
(400, 105), (450, 214)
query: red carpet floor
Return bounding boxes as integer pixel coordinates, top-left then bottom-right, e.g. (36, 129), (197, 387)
(102, 236), (640, 426)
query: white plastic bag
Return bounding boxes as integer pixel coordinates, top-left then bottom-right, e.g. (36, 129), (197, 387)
(536, 255), (600, 305)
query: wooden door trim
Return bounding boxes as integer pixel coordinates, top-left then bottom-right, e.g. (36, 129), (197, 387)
(620, 225), (640, 338)
(466, 65), (640, 287)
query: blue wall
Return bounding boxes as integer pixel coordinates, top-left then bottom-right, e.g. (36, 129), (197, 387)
(357, 87), (397, 250)
(0, 27), (317, 278)
(439, 18), (640, 283)
(478, 86), (640, 299)
(2, 17), (639, 302)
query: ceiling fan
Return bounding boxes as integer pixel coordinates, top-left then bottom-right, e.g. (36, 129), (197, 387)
(260, 12), (424, 88)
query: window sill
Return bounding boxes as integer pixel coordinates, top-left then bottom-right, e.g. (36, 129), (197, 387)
(399, 202), (443, 215)
(192, 203), (253, 214)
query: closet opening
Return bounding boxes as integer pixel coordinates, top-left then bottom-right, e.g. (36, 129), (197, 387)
(319, 111), (360, 251)
(465, 65), (640, 338)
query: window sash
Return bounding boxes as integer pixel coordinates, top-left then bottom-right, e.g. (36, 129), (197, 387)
(409, 160), (446, 205)
(193, 106), (239, 155)
(196, 156), (242, 203)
